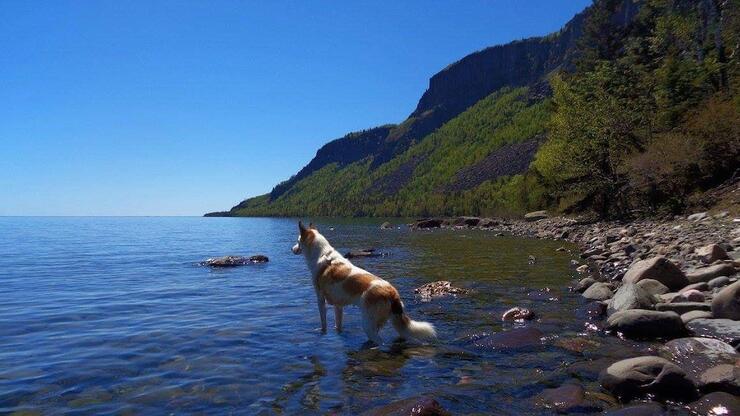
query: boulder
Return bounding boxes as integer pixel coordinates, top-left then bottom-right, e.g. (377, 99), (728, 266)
(606, 310), (685, 339)
(687, 392), (740, 416)
(696, 244), (729, 264)
(622, 256), (688, 290)
(501, 307), (535, 322)
(655, 302), (711, 315)
(344, 248), (386, 259)
(534, 384), (601, 413)
(607, 284), (656, 315)
(712, 280), (740, 320)
(414, 281), (469, 300)
(708, 276), (731, 290)
(635, 279), (670, 296)
(524, 210), (548, 222)
(452, 216), (481, 227)
(583, 282), (614, 301)
(687, 263), (737, 284)
(598, 356), (697, 402)
(602, 403), (665, 415)
(201, 255), (269, 267)
(681, 310), (712, 324)
(700, 364), (740, 395)
(688, 212), (708, 221)
(679, 282), (709, 293)
(411, 219), (443, 229)
(575, 277), (597, 293)
(662, 337), (738, 380)
(687, 319), (740, 347)
(673, 289), (705, 303)
(360, 396), (450, 416)
(380, 221), (392, 230)
(467, 327), (544, 350)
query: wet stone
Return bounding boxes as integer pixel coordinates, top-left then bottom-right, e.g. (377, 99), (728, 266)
(534, 384), (602, 413)
(687, 319), (740, 347)
(466, 327), (544, 351)
(687, 392), (740, 416)
(360, 396), (450, 416)
(661, 337), (738, 381)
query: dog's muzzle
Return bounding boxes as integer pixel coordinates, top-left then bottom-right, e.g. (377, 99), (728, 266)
(292, 244), (302, 254)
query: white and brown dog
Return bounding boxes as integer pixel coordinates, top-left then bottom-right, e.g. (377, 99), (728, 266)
(292, 221), (436, 344)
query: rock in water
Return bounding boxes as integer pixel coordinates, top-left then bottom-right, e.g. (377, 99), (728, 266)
(700, 364), (740, 395)
(344, 248), (386, 259)
(606, 310), (685, 339)
(661, 337), (738, 381)
(687, 319), (740, 347)
(360, 396), (450, 416)
(687, 392), (740, 416)
(467, 327), (544, 350)
(202, 255), (269, 267)
(534, 384), (601, 413)
(380, 221), (392, 229)
(712, 280), (740, 320)
(607, 284), (656, 315)
(622, 256), (688, 290)
(501, 307), (535, 321)
(598, 356), (698, 402)
(582, 282), (613, 301)
(414, 281), (469, 300)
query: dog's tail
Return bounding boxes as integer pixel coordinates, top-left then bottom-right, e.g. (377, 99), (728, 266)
(390, 297), (437, 342)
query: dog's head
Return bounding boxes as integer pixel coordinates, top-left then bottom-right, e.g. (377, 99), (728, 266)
(292, 221), (317, 255)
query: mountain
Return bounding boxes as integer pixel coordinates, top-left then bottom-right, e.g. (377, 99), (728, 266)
(208, 0), (739, 218)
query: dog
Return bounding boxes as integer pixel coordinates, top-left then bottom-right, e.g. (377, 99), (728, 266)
(292, 221), (436, 344)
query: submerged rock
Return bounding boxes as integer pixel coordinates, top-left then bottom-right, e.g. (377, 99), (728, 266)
(534, 384), (601, 413)
(201, 255), (269, 267)
(360, 396), (450, 416)
(414, 281), (469, 300)
(467, 327), (544, 350)
(344, 248), (387, 259)
(501, 307), (536, 322)
(598, 356), (697, 402)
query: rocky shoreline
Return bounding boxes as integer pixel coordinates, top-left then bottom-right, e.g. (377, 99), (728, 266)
(407, 212), (740, 412)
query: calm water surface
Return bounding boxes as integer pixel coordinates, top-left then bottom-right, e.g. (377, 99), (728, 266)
(0, 217), (659, 415)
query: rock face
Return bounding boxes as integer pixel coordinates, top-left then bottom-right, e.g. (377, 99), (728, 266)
(201, 255), (269, 267)
(360, 396), (450, 416)
(582, 282), (613, 301)
(607, 284), (656, 315)
(598, 356), (697, 402)
(687, 263), (736, 283)
(687, 319), (740, 346)
(622, 256), (688, 290)
(606, 310), (685, 339)
(695, 244), (729, 263)
(712, 280), (740, 320)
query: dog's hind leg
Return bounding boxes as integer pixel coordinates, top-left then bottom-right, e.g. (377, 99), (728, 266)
(360, 306), (383, 345)
(334, 305), (343, 333)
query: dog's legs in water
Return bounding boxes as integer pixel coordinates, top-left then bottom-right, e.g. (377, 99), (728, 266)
(316, 293), (327, 334)
(360, 306), (383, 345)
(334, 305), (343, 333)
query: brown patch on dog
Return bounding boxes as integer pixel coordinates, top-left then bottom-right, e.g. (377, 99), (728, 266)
(303, 229), (316, 245)
(343, 273), (376, 296)
(364, 284), (399, 307)
(316, 263), (351, 290)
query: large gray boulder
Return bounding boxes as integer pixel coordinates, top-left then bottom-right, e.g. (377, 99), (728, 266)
(582, 282), (613, 301)
(687, 263), (736, 284)
(607, 284), (656, 315)
(606, 310), (685, 339)
(635, 279), (670, 296)
(687, 319), (740, 347)
(662, 337), (738, 381)
(598, 356), (697, 402)
(623, 256), (688, 290)
(655, 302), (711, 315)
(712, 280), (740, 320)
(696, 244), (729, 264)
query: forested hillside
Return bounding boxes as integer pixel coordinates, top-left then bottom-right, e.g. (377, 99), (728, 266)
(208, 0), (739, 218)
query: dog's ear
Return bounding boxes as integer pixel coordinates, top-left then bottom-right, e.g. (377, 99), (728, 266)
(299, 221), (308, 238)
(309, 222), (316, 230)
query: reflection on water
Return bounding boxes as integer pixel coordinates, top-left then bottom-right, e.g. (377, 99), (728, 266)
(0, 217), (656, 415)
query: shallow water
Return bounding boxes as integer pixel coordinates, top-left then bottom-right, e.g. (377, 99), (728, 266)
(0, 217), (675, 415)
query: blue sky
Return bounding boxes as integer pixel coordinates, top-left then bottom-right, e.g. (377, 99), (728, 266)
(0, 0), (591, 216)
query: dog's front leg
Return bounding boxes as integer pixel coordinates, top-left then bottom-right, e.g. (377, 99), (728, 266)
(316, 294), (327, 334)
(334, 305), (343, 333)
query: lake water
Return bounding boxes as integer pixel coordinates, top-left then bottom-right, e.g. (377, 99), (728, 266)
(0, 217), (659, 415)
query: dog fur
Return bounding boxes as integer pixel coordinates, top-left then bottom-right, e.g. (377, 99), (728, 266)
(292, 221), (436, 344)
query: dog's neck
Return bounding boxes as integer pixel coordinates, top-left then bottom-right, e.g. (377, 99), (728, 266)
(303, 233), (342, 277)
